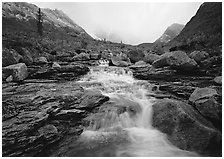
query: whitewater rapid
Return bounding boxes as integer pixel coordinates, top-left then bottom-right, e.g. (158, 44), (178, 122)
(74, 65), (198, 157)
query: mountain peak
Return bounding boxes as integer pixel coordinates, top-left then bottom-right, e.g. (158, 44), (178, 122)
(154, 23), (185, 44)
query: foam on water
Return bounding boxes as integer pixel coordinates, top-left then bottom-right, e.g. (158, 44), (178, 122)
(76, 66), (199, 157)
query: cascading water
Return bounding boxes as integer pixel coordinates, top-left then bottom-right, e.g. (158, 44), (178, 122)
(72, 66), (199, 157)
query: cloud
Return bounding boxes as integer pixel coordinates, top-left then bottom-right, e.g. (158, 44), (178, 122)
(33, 2), (202, 45)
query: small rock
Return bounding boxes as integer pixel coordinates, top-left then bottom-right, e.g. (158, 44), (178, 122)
(6, 75), (13, 82)
(52, 62), (61, 69)
(214, 76), (222, 85)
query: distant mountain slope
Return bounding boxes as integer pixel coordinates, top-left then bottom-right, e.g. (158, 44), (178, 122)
(169, 2), (222, 53)
(154, 23), (185, 44)
(2, 2), (93, 55)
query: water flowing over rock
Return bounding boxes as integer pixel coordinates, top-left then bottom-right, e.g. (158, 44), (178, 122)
(152, 99), (221, 156)
(3, 63), (28, 81)
(152, 51), (197, 71)
(2, 80), (109, 157)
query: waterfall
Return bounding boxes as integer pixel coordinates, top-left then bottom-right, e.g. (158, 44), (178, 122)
(74, 66), (198, 157)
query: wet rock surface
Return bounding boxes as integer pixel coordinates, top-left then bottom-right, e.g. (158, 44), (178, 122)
(2, 80), (109, 157)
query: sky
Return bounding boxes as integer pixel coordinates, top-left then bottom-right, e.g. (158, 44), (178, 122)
(33, 2), (202, 45)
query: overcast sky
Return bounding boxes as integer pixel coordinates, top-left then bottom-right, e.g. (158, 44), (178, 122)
(33, 2), (202, 45)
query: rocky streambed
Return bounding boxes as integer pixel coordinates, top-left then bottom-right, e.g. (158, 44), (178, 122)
(2, 62), (222, 157)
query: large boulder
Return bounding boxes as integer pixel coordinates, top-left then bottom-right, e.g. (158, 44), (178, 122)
(3, 63), (28, 81)
(2, 48), (22, 67)
(189, 87), (221, 122)
(111, 56), (131, 67)
(127, 50), (145, 63)
(189, 51), (209, 63)
(152, 51), (197, 71)
(72, 52), (90, 61)
(152, 99), (221, 156)
(143, 53), (160, 64)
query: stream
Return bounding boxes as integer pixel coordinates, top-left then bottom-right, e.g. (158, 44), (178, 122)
(64, 65), (199, 157)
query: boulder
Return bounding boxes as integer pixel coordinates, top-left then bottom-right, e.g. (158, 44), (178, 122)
(2, 48), (22, 67)
(143, 53), (160, 64)
(34, 57), (48, 64)
(152, 51), (197, 71)
(38, 124), (59, 141)
(189, 51), (209, 63)
(214, 76), (222, 85)
(152, 99), (221, 156)
(189, 87), (221, 121)
(72, 52), (90, 61)
(3, 63), (28, 81)
(127, 50), (145, 63)
(111, 56), (131, 67)
(134, 60), (147, 66)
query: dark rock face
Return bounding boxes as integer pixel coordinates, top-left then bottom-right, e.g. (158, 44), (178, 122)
(2, 81), (109, 157)
(2, 48), (22, 67)
(189, 87), (221, 123)
(3, 63), (28, 81)
(152, 99), (221, 156)
(127, 50), (145, 63)
(152, 51), (197, 71)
